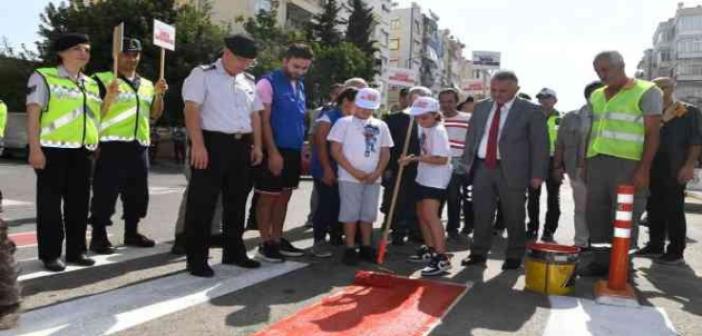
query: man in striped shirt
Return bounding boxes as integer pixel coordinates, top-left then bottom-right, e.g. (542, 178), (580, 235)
(439, 89), (473, 240)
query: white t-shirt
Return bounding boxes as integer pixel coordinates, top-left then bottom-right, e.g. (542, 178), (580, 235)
(416, 123), (452, 189)
(327, 116), (394, 183)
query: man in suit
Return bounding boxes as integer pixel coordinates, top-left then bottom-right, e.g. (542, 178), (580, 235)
(460, 71), (549, 270)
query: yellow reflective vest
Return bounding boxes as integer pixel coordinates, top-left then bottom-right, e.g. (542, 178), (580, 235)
(0, 99), (7, 138)
(93, 72), (154, 146)
(546, 112), (561, 156)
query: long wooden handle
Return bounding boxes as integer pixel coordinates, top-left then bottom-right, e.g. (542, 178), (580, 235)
(377, 115), (416, 264)
(159, 48), (165, 80)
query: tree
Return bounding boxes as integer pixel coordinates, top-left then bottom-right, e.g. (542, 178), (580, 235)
(240, 9), (304, 78)
(35, 0), (227, 125)
(308, 0), (346, 46)
(304, 42), (374, 106)
(345, 0), (377, 56)
(0, 40), (39, 111)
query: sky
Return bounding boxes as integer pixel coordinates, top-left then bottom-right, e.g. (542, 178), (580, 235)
(2, 0), (702, 110)
(394, 0), (702, 110)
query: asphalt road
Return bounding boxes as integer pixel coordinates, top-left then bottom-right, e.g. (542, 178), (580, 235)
(1, 157), (701, 335)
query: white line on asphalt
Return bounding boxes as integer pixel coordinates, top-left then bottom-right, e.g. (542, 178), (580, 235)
(3, 261), (307, 336)
(148, 186), (185, 196)
(2, 199), (32, 207)
(18, 244), (174, 282)
(543, 296), (677, 335)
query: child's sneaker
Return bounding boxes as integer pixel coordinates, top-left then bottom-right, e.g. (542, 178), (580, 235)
(408, 245), (433, 264)
(421, 254), (451, 277)
(342, 247), (359, 266)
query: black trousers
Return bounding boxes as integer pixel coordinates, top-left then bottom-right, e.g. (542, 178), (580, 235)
(312, 179), (340, 242)
(185, 131), (251, 267)
(445, 173), (473, 233)
(647, 155), (687, 256)
(527, 159), (561, 234)
(35, 147), (92, 260)
(90, 142), (149, 234)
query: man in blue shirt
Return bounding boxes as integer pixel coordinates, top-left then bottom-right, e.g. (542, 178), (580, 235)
(255, 44), (314, 262)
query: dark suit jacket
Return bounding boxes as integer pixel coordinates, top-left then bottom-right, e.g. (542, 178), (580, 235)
(383, 112), (420, 183)
(460, 97), (549, 190)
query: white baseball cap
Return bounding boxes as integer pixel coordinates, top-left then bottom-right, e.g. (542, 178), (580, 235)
(409, 96), (440, 116)
(536, 88), (557, 99)
(355, 88), (381, 110)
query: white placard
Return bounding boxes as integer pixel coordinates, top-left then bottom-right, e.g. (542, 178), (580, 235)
(153, 19), (176, 51)
(472, 50), (501, 70)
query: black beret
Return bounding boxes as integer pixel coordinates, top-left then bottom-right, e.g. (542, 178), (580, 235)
(123, 38), (142, 52)
(224, 34), (258, 59)
(54, 33), (90, 52)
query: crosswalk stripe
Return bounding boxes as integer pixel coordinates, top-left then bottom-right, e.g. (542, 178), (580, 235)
(4, 261), (306, 336)
(18, 244), (173, 282)
(1, 199), (32, 207)
(543, 296), (677, 335)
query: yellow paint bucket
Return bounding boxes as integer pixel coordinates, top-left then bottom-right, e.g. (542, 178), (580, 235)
(525, 243), (580, 296)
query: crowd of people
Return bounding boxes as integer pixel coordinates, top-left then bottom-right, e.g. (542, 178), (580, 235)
(6, 31), (700, 280)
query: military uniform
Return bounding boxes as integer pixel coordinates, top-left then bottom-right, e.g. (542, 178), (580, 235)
(182, 34), (262, 277)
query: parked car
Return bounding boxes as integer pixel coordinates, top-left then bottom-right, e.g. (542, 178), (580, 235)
(1, 112), (28, 158)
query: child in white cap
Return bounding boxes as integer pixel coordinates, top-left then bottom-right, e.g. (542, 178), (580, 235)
(327, 88), (394, 266)
(399, 96), (453, 276)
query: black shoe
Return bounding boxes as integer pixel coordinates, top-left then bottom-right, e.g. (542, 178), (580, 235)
(421, 254), (451, 276)
(42, 258), (66, 272)
(461, 254), (487, 267)
(359, 245), (376, 263)
(124, 233), (156, 248)
(525, 230), (538, 241)
(279, 238), (304, 257)
(461, 227), (473, 236)
(342, 247), (359, 266)
(188, 263), (215, 277)
(330, 233), (344, 246)
(257, 241), (285, 263)
(502, 258), (522, 270)
(223, 255), (261, 269)
(655, 253), (685, 266)
(576, 262), (609, 277)
(90, 235), (115, 255)
(171, 235), (186, 255)
(66, 253), (96, 266)
(634, 244), (664, 258)
(540, 232), (555, 243)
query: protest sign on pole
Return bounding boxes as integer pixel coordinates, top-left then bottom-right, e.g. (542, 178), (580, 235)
(112, 22), (124, 77)
(153, 19), (176, 80)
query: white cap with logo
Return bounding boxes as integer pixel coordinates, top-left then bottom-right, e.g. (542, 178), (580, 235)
(355, 88), (381, 110)
(536, 88), (557, 99)
(409, 96), (440, 116)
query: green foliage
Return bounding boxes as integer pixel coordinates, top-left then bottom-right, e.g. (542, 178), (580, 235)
(0, 40), (40, 111)
(35, 0), (226, 125)
(304, 42), (375, 105)
(307, 0), (346, 46)
(240, 9), (304, 78)
(345, 0), (378, 56)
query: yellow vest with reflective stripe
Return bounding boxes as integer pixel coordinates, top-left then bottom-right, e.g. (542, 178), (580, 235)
(0, 100), (7, 138)
(547, 113), (560, 156)
(587, 79), (654, 161)
(35, 67), (101, 150)
(93, 72), (154, 146)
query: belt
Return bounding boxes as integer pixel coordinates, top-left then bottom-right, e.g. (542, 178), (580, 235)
(202, 130), (251, 140)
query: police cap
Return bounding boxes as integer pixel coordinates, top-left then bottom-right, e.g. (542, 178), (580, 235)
(224, 34), (258, 59)
(123, 38), (142, 52)
(54, 33), (90, 52)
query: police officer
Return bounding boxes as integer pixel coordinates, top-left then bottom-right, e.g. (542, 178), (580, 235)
(528, 87), (562, 242)
(88, 38), (168, 254)
(26, 33), (112, 271)
(182, 34), (263, 277)
(0, 99), (6, 157)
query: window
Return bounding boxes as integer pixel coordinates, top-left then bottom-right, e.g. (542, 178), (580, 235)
(679, 15), (702, 32)
(390, 19), (400, 30)
(255, 0), (271, 13)
(389, 38), (400, 50)
(678, 37), (702, 54)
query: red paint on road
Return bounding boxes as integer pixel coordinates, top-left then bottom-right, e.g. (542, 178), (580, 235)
(9, 231), (37, 247)
(255, 271), (467, 336)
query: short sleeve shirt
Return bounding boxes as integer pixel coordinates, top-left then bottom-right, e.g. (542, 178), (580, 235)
(182, 58), (263, 133)
(327, 116), (394, 184)
(416, 123), (453, 189)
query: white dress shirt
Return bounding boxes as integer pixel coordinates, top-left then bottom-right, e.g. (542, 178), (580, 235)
(477, 97), (516, 159)
(182, 58), (262, 134)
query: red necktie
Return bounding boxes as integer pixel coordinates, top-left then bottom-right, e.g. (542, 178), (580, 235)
(485, 103), (503, 169)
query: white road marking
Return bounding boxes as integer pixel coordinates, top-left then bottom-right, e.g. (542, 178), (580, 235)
(4, 261), (306, 336)
(148, 186), (185, 196)
(544, 296), (677, 336)
(1, 199), (32, 207)
(18, 244), (173, 282)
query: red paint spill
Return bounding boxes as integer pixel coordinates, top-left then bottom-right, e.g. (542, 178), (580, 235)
(9, 231), (37, 247)
(254, 271), (467, 336)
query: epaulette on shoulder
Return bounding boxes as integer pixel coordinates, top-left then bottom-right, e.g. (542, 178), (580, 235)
(199, 63), (217, 71)
(243, 72), (255, 82)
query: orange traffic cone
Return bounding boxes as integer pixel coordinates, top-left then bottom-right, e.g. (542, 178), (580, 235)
(594, 185), (639, 307)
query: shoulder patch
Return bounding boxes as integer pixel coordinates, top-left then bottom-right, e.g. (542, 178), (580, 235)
(199, 63), (217, 71)
(243, 72), (255, 82)
(27, 85), (37, 95)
